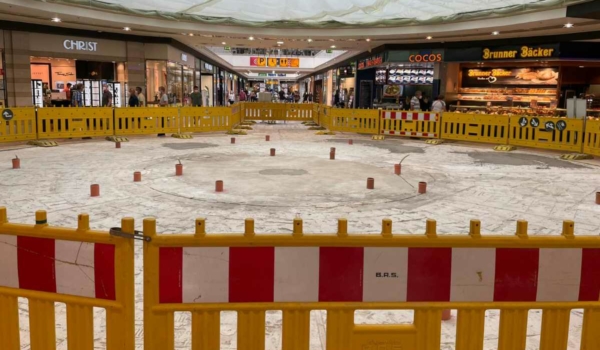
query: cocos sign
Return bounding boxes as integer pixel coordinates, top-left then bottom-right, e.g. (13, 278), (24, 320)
(408, 54), (443, 62)
(63, 40), (98, 52)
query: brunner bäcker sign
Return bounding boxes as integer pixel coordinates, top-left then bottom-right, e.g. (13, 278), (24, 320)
(481, 44), (560, 60)
(63, 39), (98, 52)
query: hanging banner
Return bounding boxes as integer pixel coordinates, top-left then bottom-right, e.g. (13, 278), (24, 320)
(268, 58), (278, 67)
(290, 58), (300, 68)
(250, 57), (300, 68)
(250, 57), (267, 66)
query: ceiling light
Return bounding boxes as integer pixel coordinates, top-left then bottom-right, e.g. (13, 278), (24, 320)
(221, 41), (226, 45)
(564, 23), (574, 28)
(189, 33), (194, 36)
(426, 36), (432, 40)
(366, 38), (371, 42)
(248, 36), (254, 40)
(51, 17), (61, 23)
(331, 45), (336, 48)
(329, 39), (335, 42)
(277, 41), (284, 44)
(307, 38), (313, 42)
(579, 66), (585, 68)
(492, 31), (499, 35)
(123, 27), (131, 31)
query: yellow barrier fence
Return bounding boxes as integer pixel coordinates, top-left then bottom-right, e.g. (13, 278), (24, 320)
(180, 106), (235, 133)
(37, 107), (113, 139)
(380, 110), (440, 138)
(508, 116), (584, 152)
(319, 104), (332, 130)
(114, 107), (179, 136)
(583, 118), (600, 157)
(143, 217), (600, 350)
(242, 102), (287, 121)
(441, 112), (509, 144)
(329, 108), (379, 134)
(312, 103), (320, 124)
(285, 103), (314, 121)
(0, 107), (37, 142)
(0, 208), (135, 350)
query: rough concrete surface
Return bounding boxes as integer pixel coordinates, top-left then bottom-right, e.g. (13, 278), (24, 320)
(1, 122), (599, 349)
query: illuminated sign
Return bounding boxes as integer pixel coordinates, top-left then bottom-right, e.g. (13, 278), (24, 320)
(483, 46), (556, 60)
(408, 53), (443, 62)
(358, 55), (383, 70)
(63, 40), (97, 52)
(250, 57), (300, 67)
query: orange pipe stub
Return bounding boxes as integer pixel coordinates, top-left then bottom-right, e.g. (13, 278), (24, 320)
(418, 181), (427, 194)
(441, 309), (452, 321)
(265, 135), (270, 141)
(596, 192), (600, 205)
(175, 164), (183, 176)
(394, 164), (401, 175)
(348, 139), (353, 145)
(133, 172), (142, 182)
(12, 158), (20, 169)
(216, 180), (224, 192)
(90, 184), (100, 197)
(270, 148), (276, 156)
(231, 137), (236, 144)
(115, 141), (121, 149)
(367, 178), (374, 190)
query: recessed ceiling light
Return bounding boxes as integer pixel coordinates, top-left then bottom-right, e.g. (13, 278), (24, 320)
(492, 31), (499, 35)
(307, 38), (313, 42)
(579, 66), (585, 68)
(277, 41), (284, 44)
(331, 45), (336, 48)
(221, 41), (226, 45)
(123, 27), (131, 31)
(189, 33), (194, 36)
(329, 39), (335, 42)
(272, 70), (275, 73)
(366, 38), (371, 42)
(564, 23), (574, 28)
(426, 36), (432, 40)
(51, 17), (61, 22)
(248, 36), (254, 40)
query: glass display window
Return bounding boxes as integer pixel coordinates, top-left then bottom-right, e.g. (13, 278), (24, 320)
(146, 60), (167, 105)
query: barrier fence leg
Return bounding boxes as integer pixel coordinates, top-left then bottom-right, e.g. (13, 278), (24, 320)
(456, 309), (485, 350)
(498, 309), (528, 350)
(0, 294), (20, 350)
(28, 299), (56, 349)
(581, 308), (600, 350)
(67, 304), (94, 350)
(191, 311), (220, 350)
(282, 310), (310, 350)
(238, 310), (266, 350)
(414, 309), (442, 350)
(539, 309), (570, 350)
(326, 310), (353, 350)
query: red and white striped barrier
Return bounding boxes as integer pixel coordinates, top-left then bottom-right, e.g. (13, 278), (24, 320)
(382, 111), (438, 121)
(381, 130), (437, 138)
(158, 246), (600, 304)
(0, 235), (116, 300)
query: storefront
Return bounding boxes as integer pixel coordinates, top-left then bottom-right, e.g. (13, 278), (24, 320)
(313, 74), (324, 104)
(356, 50), (444, 109)
(444, 42), (600, 116)
(199, 60), (216, 106)
(144, 44), (197, 106)
(335, 64), (356, 108)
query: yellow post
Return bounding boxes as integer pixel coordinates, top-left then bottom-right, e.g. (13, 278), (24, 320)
(381, 218), (392, 237)
(0, 207), (7, 223)
(194, 218), (206, 237)
(0, 294), (20, 350)
(498, 309), (528, 350)
(425, 219), (437, 237)
(539, 309), (570, 350)
(245, 218), (255, 237)
(77, 213), (90, 231)
(469, 220), (481, 237)
(337, 218), (348, 237)
(66, 304), (94, 350)
(561, 220), (574, 238)
(516, 220), (528, 237)
(293, 218), (303, 237)
(282, 309), (310, 350)
(35, 210), (48, 226)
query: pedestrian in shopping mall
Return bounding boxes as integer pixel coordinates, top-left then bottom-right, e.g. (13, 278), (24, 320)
(64, 83), (72, 106)
(128, 88), (139, 107)
(102, 84), (113, 107)
(158, 86), (169, 106)
(278, 89), (285, 101)
(190, 86), (202, 107)
(43, 83), (52, 107)
(334, 89), (340, 107)
(421, 95), (431, 111)
(136, 87), (146, 107)
(410, 91), (422, 111)
(239, 89), (247, 102)
(71, 84), (83, 107)
(431, 95), (446, 112)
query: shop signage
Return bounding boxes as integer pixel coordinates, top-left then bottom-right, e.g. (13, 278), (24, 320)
(250, 57), (300, 68)
(203, 63), (213, 72)
(63, 39), (98, 52)
(482, 45), (557, 60)
(258, 73), (267, 76)
(358, 55), (383, 70)
(463, 67), (559, 86)
(2, 109), (14, 121)
(181, 53), (188, 62)
(224, 46), (231, 51)
(408, 53), (443, 62)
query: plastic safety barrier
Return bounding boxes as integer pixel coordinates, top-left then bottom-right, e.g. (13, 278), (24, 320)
(37, 107), (113, 139)
(583, 119), (600, 157)
(114, 107), (179, 136)
(180, 106), (234, 133)
(319, 105), (332, 130)
(312, 104), (320, 124)
(143, 217), (600, 350)
(0, 107), (37, 142)
(380, 110), (440, 138)
(441, 112), (509, 144)
(242, 102), (286, 121)
(329, 108), (379, 134)
(0, 208), (135, 350)
(509, 116), (584, 152)
(285, 103), (314, 121)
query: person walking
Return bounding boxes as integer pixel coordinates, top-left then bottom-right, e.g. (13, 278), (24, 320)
(431, 95), (446, 112)
(64, 83), (72, 107)
(410, 91), (422, 111)
(190, 86), (202, 107)
(128, 88), (139, 107)
(158, 86), (169, 107)
(239, 89), (247, 102)
(136, 86), (146, 107)
(102, 84), (113, 107)
(71, 83), (83, 107)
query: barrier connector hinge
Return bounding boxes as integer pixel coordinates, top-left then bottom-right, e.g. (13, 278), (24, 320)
(109, 227), (152, 242)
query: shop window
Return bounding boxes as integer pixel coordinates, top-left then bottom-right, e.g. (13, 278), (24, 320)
(146, 60), (167, 105)
(183, 66), (193, 105)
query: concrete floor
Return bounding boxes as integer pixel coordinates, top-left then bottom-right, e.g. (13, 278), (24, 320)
(1, 121), (599, 349)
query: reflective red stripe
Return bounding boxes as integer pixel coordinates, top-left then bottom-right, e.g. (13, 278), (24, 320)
(159, 247), (183, 303)
(94, 243), (116, 300)
(229, 247), (274, 302)
(407, 248), (452, 302)
(579, 248), (600, 301)
(319, 247), (363, 301)
(494, 248), (539, 301)
(17, 236), (56, 293)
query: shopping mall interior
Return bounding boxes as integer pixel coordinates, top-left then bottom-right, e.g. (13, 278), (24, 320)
(1, 1), (600, 350)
